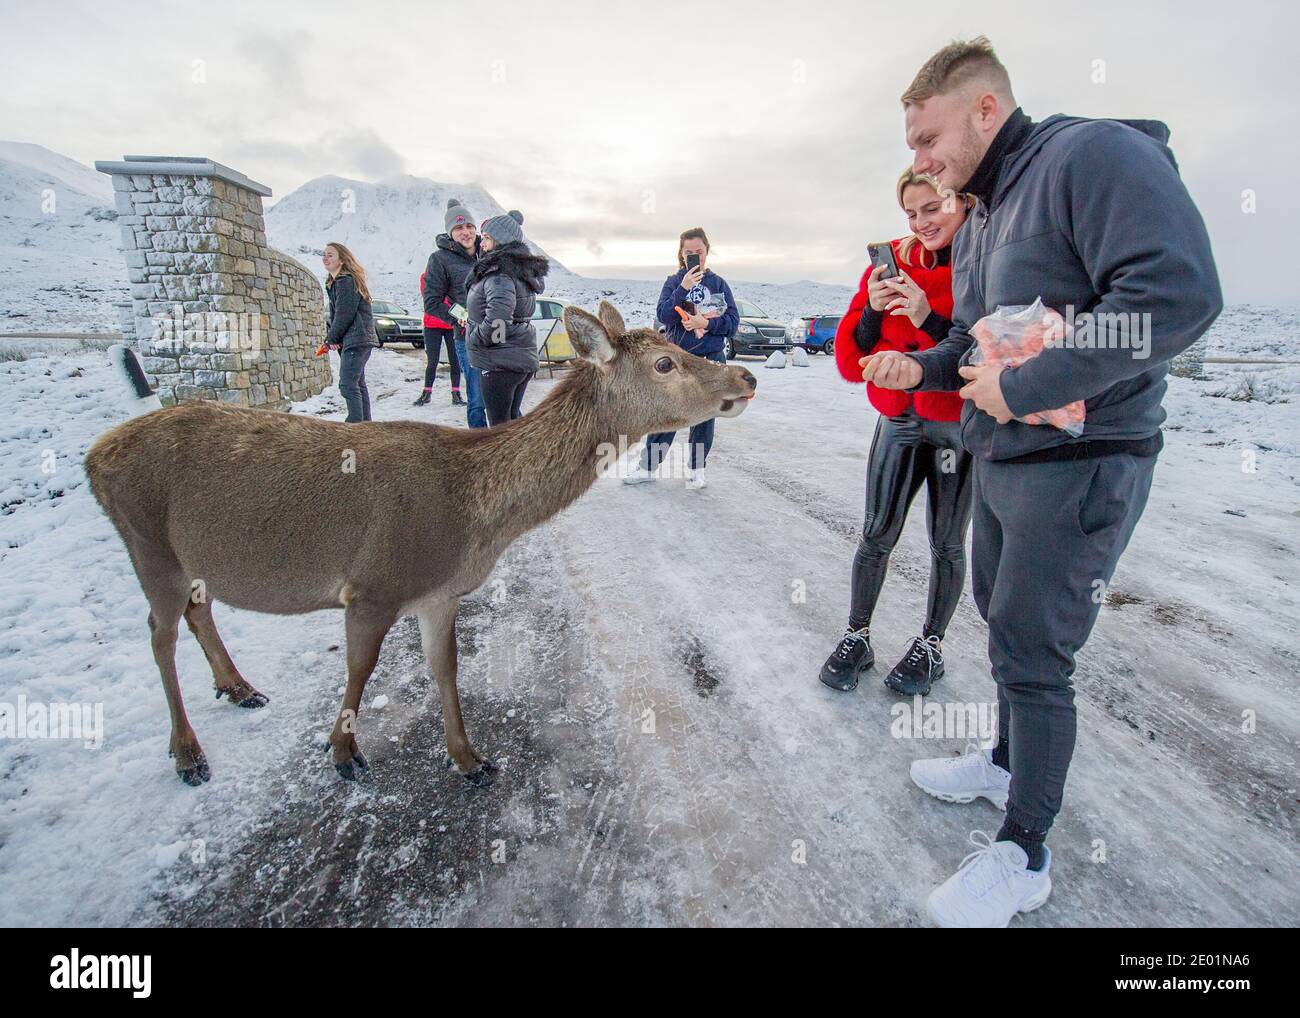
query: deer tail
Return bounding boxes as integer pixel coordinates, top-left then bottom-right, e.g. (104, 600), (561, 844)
(108, 343), (163, 416)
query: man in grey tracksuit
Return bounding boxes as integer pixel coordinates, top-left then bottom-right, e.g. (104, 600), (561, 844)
(864, 38), (1222, 925)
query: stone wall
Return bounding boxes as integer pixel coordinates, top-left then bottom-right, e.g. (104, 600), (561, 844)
(95, 155), (332, 408)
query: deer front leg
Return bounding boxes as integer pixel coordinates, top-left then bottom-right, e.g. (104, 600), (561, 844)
(330, 600), (397, 781)
(418, 598), (494, 786)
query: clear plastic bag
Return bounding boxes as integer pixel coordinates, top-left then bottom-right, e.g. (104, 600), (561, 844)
(969, 298), (1086, 437)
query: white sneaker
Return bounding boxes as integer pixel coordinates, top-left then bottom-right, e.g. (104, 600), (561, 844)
(910, 742), (1010, 809)
(623, 463), (653, 485)
(926, 830), (1052, 928)
(686, 468), (707, 490)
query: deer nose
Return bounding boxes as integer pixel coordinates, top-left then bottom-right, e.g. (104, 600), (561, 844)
(739, 369), (757, 391)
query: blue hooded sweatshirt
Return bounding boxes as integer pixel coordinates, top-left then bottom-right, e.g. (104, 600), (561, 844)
(656, 267), (740, 356)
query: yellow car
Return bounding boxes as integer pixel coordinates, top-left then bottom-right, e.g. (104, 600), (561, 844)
(533, 298), (573, 362)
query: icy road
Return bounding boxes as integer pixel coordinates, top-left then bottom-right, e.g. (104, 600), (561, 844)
(1, 338), (1296, 927)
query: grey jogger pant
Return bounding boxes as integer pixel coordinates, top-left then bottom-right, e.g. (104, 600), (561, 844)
(971, 451), (1156, 835)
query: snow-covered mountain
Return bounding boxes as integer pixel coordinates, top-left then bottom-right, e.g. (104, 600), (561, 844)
(0, 141), (124, 332)
(264, 174), (567, 305)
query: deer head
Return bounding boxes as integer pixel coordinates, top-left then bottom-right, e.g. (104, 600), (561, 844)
(563, 301), (757, 438)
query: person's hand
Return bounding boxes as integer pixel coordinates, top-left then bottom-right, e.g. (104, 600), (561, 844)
(882, 271), (931, 329)
(680, 265), (704, 291)
(685, 313), (709, 331)
(329, 343), (342, 352)
(866, 264), (898, 312)
(859, 350), (923, 389)
(957, 363), (1014, 423)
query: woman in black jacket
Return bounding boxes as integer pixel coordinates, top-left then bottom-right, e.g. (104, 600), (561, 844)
(465, 211), (548, 426)
(322, 242), (378, 423)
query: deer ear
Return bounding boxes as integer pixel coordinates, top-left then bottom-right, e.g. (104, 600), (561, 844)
(596, 300), (626, 337)
(564, 306), (617, 365)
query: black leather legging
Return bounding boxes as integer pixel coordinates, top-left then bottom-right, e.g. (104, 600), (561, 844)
(849, 411), (974, 640)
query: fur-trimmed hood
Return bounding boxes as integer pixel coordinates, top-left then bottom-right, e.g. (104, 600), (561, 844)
(467, 241), (549, 295)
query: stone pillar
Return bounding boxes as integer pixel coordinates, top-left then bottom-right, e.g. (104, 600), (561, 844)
(94, 155), (332, 408)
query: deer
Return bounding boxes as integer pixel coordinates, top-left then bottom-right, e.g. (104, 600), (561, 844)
(85, 302), (757, 787)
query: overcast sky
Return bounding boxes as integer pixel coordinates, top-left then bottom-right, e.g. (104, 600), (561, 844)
(3, 0), (1296, 302)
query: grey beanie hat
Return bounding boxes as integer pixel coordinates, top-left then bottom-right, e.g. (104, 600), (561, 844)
(482, 209), (524, 246)
(444, 197), (474, 233)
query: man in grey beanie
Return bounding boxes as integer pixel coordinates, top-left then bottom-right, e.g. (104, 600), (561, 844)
(445, 197), (473, 234)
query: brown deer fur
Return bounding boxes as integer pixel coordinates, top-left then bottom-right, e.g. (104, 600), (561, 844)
(85, 302), (757, 786)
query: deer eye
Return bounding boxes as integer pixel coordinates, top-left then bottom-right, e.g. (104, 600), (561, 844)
(654, 357), (675, 374)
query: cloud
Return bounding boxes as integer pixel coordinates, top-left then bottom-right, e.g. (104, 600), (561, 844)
(3, 0), (1297, 300)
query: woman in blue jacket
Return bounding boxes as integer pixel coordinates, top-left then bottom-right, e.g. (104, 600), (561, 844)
(625, 227), (739, 490)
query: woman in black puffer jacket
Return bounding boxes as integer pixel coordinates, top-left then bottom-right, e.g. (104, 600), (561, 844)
(322, 241), (379, 423)
(465, 210), (549, 426)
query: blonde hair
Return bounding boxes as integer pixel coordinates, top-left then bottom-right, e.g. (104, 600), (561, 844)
(325, 242), (372, 302)
(901, 35), (1014, 107)
(895, 168), (966, 269)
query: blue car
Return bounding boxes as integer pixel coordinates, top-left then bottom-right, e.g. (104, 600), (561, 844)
(788, 314), (843, 354)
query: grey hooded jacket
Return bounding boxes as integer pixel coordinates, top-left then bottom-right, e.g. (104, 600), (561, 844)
(465, 241), (548, 373)
(908, 114), (1222, 461)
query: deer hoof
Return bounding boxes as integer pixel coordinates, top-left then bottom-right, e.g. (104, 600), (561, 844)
(215, 685), (269, 709)
(176, 753), (211, 786)
(463, 765), (494, 788)
(334, 750), (370, 782)
(444, 753), (495, 787)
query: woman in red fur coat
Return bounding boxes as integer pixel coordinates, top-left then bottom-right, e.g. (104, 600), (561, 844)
(819, 169), (975, 697)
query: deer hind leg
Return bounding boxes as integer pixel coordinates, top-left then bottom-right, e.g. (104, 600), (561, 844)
(184, 598), (268, 708)
(418, 597), (494, 786)
(128, 537), (210, 785)
(329, 599), (397, 781)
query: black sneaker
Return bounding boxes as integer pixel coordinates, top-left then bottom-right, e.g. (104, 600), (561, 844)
(413, 391), (432, 407)
(819, 628), (874, 691)
(884, 636), (944, 696)
(452, 390), (466, 406)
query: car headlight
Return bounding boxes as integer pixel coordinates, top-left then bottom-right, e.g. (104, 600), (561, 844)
(739, 323), (757, 334)
(376, 318), (394, 327)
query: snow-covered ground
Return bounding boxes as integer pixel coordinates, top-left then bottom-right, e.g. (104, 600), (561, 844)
(1, 318), (1297, 927)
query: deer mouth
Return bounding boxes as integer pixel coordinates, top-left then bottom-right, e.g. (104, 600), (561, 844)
(717, 393), (754, 418)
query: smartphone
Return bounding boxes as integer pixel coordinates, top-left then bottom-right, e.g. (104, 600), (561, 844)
(867, 242), (900, 281)
(685, 252), (702, 273)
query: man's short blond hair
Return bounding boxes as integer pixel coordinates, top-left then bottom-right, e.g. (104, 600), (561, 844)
(901, 36), (1015, 106)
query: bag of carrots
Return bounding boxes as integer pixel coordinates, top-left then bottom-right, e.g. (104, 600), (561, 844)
(969, 299), (1086, 437)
